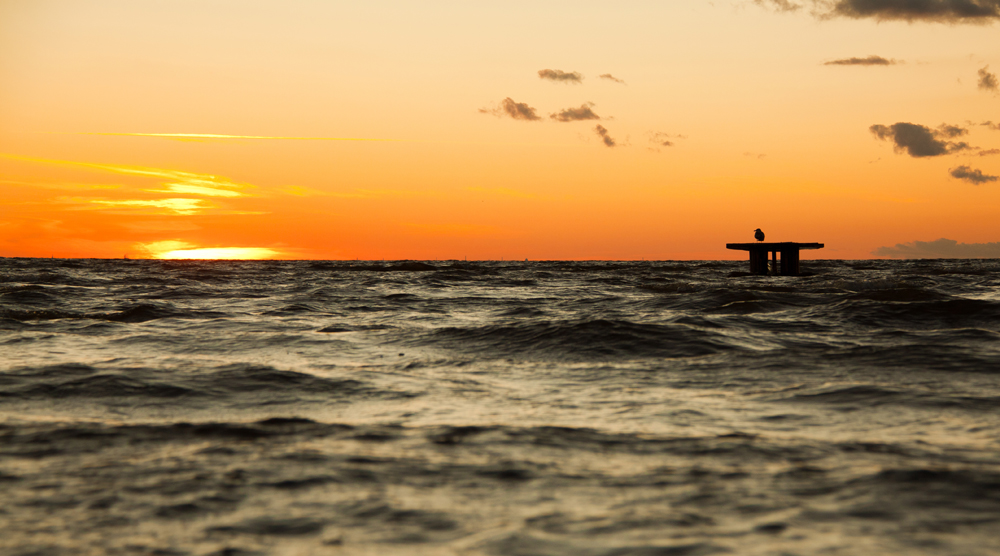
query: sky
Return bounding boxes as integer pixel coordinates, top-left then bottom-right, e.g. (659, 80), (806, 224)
(1, 0), (999, 260)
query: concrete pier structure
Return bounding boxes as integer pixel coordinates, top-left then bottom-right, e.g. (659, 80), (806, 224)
(726, 242), (824, 276)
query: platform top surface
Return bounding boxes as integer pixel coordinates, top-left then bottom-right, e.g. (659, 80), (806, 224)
(726, 242), (824, 251)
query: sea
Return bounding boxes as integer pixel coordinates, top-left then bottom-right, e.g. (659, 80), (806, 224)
(1, 257), (999, 556)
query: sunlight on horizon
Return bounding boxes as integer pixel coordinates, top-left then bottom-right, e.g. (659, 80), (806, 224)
(140, 241), (281, 260)
(155, 247), (280, 260)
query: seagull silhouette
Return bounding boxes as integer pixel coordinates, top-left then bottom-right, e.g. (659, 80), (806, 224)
(754, 228), (765, 242)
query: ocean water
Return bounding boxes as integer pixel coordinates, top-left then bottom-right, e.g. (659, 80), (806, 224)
(2, 257), (999, 556)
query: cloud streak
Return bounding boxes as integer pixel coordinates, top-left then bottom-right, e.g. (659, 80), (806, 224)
(756, 0), (1000, 23)
(599, 73), (626, 84)
(869, 122), (971, 157)
(824, 55), (898, 66)
(594, 125), (616, 147)
(0, 153), (261, 216)
(1, 153), (252, 197)
(550, 103), (602, 122)
(538, 69), (583, 83)
(950, 165), (999, 184)
(873, 238), (1000, 258)
(72, 132), (402, 142)
(480, 98), (541, 121)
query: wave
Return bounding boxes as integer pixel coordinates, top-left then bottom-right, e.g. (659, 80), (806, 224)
(0, 363), (416, 402)
(415, 318), (729, 360)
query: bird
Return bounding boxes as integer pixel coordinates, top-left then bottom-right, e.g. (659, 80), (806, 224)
(754, 228), (765, 242)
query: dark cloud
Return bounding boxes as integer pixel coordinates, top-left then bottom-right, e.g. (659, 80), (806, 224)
(937, 123), (969, 138)
(873, 238), (1000, 258)
(594, 125), (616, 147)
(978, 65), (999, 92)
(824, 55), (898, 66)
(869, 122), (971, 157)
(538, 69), (583, 83)
(980, 148), (1000, 156)
(599, 73), (626, 84)
(950, 165), (999, 184)
(982, 121), (1000, 130)
(757, 0), (1000, 23)
(832, 0), (1000, 21)
(550, 103), (601, 122)
(479, 98), (541, 121)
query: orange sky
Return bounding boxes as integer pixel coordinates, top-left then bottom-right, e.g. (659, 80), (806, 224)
(2, 0), (999, 260)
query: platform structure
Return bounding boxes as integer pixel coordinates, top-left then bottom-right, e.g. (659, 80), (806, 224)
(726, 242), (824, 276)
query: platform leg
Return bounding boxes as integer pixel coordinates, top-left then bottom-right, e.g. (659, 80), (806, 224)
(780, 249), (800, 275)
(749, 250), (768, 275)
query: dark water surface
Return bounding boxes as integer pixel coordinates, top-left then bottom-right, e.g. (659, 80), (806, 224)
(2, 258), (999, 555)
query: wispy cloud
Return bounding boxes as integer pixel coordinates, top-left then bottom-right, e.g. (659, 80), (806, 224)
(824, 55), (899, 66)
(0, 153), (263, 216)
(648, 131), (686, 148)
(869, 122), (972, 157)
(950, 165), (999, 184)
(0, 179), (120, 191)
(755, 0), (1000, 23)
(979, 148), (1000, 156)
(873, 238), (1000, 258)
(1, 153), (253, 198)
(479, 98), (542, 121)
(73, 132), (402, 142)
(599, 73), (626, 84)
(978, 65), (999, 92)
(550, 103), (602, 122)
(538, 69), (583, 83)
(594, 125), (616, 147)
(88, 198), (210, 215)
(753, 0), (802, 12)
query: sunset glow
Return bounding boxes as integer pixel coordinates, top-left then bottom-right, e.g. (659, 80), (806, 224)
(2, 1), (998, 260)
(140, 240), (281, 260)
(153, 247), (281, 260)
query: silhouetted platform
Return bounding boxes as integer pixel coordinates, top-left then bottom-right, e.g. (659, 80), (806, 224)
(726, 242), (824, 276)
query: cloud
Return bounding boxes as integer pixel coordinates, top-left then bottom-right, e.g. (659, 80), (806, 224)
(754, 0), (802, 12)
(480, 98), (541, 121)
(538, 69), (583, 83)
(979, 148), (1000, 156)
(873, 238), (1000, 258)
(869, 122), (971, 157)
(73, 132), (401, 142)
(594, 125), (616, 147)
(647, 131), (686, 150)
(978, 65), (999, 92)
(950, 165), (999, 184)
(550, 103), (602, 122)
(756, 0), (1000, 23)
(87, 198), (210, 215)
(0, 153), (253, 198)
(824, 55), (899, 66)
(599, 73), (626, 84)
(982, 121), (1000, 130)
